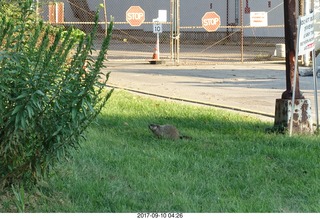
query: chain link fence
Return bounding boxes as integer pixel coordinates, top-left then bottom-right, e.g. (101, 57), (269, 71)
(36, 0), (107, 32)
(37, 0), (320, 65)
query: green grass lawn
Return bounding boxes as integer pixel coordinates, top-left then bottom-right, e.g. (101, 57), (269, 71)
(1, 90), (320, 212)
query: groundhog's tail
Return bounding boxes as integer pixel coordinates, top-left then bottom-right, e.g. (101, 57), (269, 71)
(180, 135), (192, 140)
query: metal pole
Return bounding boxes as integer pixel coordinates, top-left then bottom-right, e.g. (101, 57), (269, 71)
(310, 0), (319, 131)
(103, 0), (108, 36)
(157, 32), (160, 60)
(172, 0), (176, 62)
(55, 2), (58, 23)
(35, 0), (39, 22)
(312, 49), (319, 130)
(289, 17), (301, 136)
(226, 0), (229, 35)
(172, 0), (180, 64)
(170, 0), (173, 61)
(177, 0), (180, 64)
(240, 0), (244, 63)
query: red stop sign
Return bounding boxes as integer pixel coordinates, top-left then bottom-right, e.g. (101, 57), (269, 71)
(126, 6), (145, 27)
(202, 11), (221, 32)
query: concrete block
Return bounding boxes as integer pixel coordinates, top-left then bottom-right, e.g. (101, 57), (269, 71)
(274, 99), (313, 134)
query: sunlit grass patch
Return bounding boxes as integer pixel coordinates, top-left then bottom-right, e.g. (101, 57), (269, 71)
(1, 90), (320, 212)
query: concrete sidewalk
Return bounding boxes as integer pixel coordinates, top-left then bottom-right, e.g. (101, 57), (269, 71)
(105, 61), (320, 122)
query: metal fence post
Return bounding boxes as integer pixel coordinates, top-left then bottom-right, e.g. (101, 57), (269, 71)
(171, 0), (180, 65)
(103, 0), (108, 36)
(35, 0), (39, 21)
(240, 0), (244, 63)
(176, 0), (180, 64)
(170, 0), (173, 61)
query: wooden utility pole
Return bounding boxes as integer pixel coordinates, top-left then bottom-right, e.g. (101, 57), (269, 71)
(274, 0), (313, 134)
(282, 0), (304, 99)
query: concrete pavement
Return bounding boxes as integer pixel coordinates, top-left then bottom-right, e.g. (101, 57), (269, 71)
(105, 61), (320, 123)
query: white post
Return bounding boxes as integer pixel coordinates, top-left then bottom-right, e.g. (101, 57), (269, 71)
(55, 2), (58, 23)
(310, 0), (320, 131)
(315, 0), (320, 52)
(156, 32), (160, 60)
(312, 49), (319, 130)
(289, 18), (301, 136)
(103, 0), (108, 36)
(304, 0), (311, 66)
(35, 0), (39, 22)
(153, 17), (163, 61)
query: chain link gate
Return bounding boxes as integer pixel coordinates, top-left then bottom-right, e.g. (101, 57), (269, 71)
(36, 0), (319, 65)
(37, 0), (107, 31)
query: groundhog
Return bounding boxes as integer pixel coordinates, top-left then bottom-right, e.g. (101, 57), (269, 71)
(148, 124), (191, 140)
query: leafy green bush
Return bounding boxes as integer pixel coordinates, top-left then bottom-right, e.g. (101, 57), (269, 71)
(0, 1), (32, 20)
(0, 0), (113, 188)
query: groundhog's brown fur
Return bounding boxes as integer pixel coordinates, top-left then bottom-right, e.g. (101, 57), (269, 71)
(148, 124), (191, 140)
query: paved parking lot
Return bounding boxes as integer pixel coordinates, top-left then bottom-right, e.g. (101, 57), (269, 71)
(105, 60), (320, 123)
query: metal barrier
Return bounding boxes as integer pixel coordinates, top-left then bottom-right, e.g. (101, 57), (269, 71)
(37, 0), (319, 65)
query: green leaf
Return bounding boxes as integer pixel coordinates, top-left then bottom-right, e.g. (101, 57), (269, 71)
(52, 126), (63, 137)
(26, 105), (34, 118)
(11, 105), (23, 115)
(15, 93), (28, 100)
(72, 107), (77, 121)
(35, 90), (45, 96)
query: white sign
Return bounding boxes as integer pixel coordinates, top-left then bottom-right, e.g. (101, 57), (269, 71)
(153, 19), (162, 33)
(315, 0), (320, 50)
(153, 23), (162, 33)
(157, 10), (167, 22)
(298, 13), (315, 55)
(250, 12), (268, 27)
(152, 10), (166, 34)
